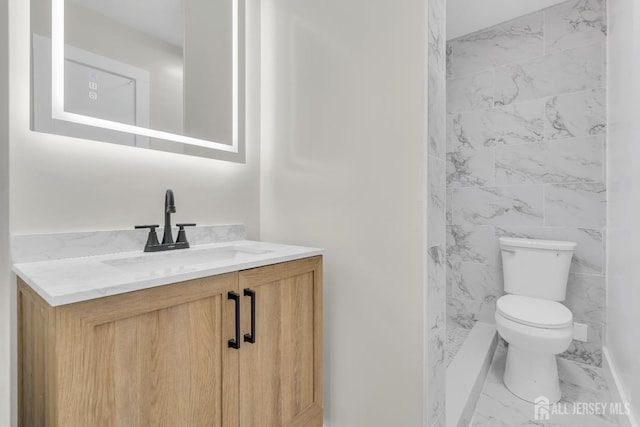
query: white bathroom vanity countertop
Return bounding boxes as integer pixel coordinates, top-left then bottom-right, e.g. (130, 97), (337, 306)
(13, 240), (324, 307)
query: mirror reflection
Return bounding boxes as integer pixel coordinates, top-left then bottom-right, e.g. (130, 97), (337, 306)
(31, 0), (244, 161)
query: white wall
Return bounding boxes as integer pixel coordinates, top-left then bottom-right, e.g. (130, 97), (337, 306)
(10, 0), (260, 235)
(8, 1), (261, 424)
(0, 0), (10, 423)
(607, 0), (640, 423)
(260, 0), (426, 425)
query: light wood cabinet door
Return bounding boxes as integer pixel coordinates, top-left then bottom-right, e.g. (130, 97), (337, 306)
(238, 257), (323, 427)
(19, 273), (240, 427)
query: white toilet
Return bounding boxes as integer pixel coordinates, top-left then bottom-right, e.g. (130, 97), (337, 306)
(495, 237), (576, 404)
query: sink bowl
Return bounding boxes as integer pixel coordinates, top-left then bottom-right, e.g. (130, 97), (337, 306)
(102, 245), (273, 275)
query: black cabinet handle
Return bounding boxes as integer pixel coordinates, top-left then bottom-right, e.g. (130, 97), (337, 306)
(228, 291), (241, 349)
(244, 289), (256, 344)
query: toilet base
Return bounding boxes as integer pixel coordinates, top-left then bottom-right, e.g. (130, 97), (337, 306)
(503, 345), (561, 403)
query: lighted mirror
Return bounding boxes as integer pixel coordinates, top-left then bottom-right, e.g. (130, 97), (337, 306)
(31, 0), (246, 162)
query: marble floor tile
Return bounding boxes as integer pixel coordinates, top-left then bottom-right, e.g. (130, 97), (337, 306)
(471, 346), (620, 427)
(557, 356), (608, 392)
(472, 381), (548, 427)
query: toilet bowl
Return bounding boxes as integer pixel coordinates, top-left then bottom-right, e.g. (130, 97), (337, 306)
(495, 295), (573, 403)
(496, 237), (576, 404)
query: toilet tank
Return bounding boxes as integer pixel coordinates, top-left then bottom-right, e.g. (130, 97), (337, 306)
(500, 237), (576, 301)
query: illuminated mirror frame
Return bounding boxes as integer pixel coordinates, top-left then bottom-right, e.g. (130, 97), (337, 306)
(50, 0), (245, 160)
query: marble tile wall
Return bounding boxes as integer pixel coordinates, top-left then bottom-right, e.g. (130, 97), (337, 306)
(427, 0), (446, 424)
(446, 0), (607, 367)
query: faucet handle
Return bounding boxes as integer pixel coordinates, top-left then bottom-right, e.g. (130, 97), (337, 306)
(135, 225), (160, 249)
(176, 223), (196, 244)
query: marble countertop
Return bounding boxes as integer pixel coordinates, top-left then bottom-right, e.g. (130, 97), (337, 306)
(13, 240), (323, 307)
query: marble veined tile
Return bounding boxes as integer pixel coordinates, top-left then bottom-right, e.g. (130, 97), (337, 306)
(428, 64), (447, 159)
(557, 356), (609, 392)
(427, 329), (446, 426)
(451, 186), (544, 227)
(447, 71), (494, 114)
(447, 260), (502, 327)
(562, 321), (603, 367)
(545, 0), (607, 53)
(428, 156), (446, 247)
(447, 147), (495, 188)
(447, 224), (496, 266)
(448, 100), (544, 151)
(495, 226), (604, 275)
(445, 325), (471, 367)
(472, 381), (546, 427)
(548, 402), (619, 427)
(565, 273), (605, 323)
(544, 182), (606, 228)
(428, 0), (446, 74)
(446, 188), (454, 225)
(546, 89), (606, 140)
(494, 43), (604, 106)
(427, 245), (446, 335)
(448, 12), (543, 78)
(495, 136), (604, 186)
(474, 347), (617, 427)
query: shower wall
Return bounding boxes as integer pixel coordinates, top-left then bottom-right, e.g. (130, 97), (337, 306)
(445, 0), (607, 367)
(426, 0), (446, 424)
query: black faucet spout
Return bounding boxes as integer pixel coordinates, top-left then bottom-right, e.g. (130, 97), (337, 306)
(163, 189), (176, 244)
(165, 190), (176, 213)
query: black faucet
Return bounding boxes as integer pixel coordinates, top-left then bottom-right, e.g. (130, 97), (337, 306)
(135, 189), (196, 252)
(163, 190), (176, 245)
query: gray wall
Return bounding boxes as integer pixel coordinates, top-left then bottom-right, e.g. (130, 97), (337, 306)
(446, 0), (607, 367)
(426, 0), (446, 424)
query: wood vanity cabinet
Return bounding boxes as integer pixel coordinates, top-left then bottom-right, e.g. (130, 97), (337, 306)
(18, 256), (323, 427)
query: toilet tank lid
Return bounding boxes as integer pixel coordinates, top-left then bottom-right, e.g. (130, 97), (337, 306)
(499, 237), (576, 251)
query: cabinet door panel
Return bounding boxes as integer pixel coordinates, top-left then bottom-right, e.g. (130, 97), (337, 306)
(239, 258), (322, 427)
(55, 273), (239, 427)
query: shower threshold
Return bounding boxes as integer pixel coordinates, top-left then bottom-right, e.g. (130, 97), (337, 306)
(446, 322), (498, 427)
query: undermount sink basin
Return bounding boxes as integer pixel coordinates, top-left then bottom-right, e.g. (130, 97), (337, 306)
(102, 245), (273, 274)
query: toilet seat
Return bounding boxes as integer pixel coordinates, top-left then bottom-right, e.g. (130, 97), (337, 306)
(496, 295), (572, 329)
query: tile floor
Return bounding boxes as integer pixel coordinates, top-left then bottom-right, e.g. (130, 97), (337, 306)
(471, 343), (625, 426)
(446, 324), (471, 367)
